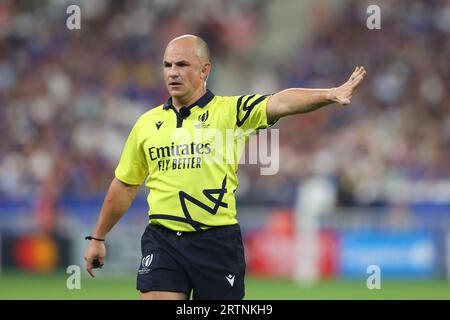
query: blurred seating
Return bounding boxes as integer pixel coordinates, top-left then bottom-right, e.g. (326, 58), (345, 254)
(0, 0), (448, 223)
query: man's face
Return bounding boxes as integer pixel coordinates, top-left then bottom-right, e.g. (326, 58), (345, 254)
(163, 40), (206, 103)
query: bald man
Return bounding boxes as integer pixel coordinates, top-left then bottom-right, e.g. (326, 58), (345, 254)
(84, 35), (366, 300)
(163, 35), (212, 112)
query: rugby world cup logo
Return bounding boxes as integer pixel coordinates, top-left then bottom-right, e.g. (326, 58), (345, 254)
(142, 254), (153, 268)
(198, 110), (209, 122)
(195, 111), (210, 128)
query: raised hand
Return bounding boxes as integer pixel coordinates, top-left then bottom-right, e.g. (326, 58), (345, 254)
(332, 66), (367, 105)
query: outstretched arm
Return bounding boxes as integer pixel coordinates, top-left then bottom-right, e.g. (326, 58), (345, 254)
(84, 177), (140, 277)
(266, 66), (366, 123)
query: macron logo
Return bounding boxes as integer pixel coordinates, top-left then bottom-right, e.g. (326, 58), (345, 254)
(225, 274), (235, 287)
(155, 121), (163, 130)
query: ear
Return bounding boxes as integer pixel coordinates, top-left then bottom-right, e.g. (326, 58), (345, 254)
(201, 63), (211, 81)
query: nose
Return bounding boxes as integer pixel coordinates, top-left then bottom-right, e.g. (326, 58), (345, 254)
(167, 65), (180, 78)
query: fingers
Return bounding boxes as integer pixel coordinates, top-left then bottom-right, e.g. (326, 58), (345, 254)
(337, 67), (367, 106)
(84, 241), (106, 278)
(349, 67), (359, 81)
(352, 67), (366, 88)
(85, 256), (96, 278)
(349, 66), (366, 83)
(345, 66), (366, 93)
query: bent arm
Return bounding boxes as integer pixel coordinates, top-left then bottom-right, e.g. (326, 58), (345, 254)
(267, 66), (366, 123)
(92, 177), (140, 239)
(85, 177), (140, 277)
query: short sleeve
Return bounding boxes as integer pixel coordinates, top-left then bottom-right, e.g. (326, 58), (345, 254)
(235, 94), (277, 134)
(114, 119), (148, 185)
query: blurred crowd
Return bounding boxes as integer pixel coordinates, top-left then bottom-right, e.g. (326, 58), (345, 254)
(0, 0), (449, 220)
(246, 0), (450, 207)
(0, 0), (264, 207)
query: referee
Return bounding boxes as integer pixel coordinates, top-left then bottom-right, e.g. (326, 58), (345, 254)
(84, 35), (366, 300)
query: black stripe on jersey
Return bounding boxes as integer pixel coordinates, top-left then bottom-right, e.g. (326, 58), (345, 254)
(149, 214), (208, 229)
(179, 176), (228, 231)
(236, 94), (269, 127)
(149, 176), (228, 231)
(201, 175), (228, 211)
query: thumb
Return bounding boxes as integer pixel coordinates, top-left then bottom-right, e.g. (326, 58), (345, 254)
(339, 97), (351, 105)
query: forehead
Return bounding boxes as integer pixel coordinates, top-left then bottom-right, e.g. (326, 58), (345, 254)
(163, 41), (199, 62)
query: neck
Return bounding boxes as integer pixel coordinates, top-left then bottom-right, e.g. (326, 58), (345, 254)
(172, 88), (206, 111)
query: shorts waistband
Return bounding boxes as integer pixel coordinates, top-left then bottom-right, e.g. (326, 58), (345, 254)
(148, 223), (240, 238)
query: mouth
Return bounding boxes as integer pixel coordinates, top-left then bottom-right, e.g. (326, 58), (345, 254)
(169, 81), (183, 87)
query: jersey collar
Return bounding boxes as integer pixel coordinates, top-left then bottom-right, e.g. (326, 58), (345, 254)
(163, 89), (214, 110)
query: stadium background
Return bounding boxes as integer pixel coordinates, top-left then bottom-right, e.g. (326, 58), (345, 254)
(1, 0), (450, 299)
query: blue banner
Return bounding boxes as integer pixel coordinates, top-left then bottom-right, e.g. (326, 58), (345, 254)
(339, 230), (436, 279)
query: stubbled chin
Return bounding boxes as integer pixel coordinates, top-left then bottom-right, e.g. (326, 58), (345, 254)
(168, 88), (185, 96)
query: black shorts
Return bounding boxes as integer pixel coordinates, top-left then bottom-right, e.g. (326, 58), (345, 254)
(136, 223), (246, 300)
